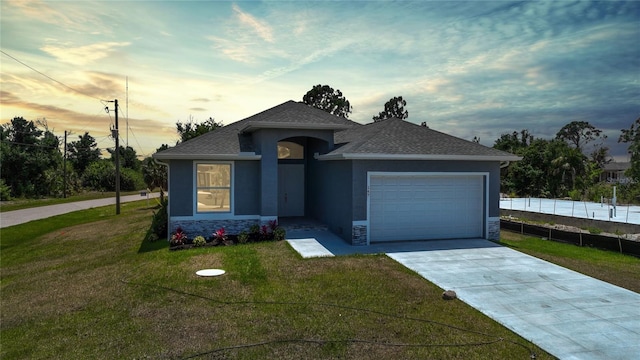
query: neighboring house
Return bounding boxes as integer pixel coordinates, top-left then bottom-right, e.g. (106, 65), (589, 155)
(600, 162), (632, 184)
(153, 100), (519, 245)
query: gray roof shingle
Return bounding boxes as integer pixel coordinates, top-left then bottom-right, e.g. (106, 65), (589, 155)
(154, 100), (358, 159)
(327, 117), (518, 160)
(154, 100), (518, 161)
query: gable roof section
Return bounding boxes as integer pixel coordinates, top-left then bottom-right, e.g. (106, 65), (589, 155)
(320, 117), (520, 161)
(154, 100), (359, 160)
(239, 100), (357, 132)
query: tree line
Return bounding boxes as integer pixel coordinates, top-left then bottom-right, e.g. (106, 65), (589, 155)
(301, 84), (639, 202)
(0, 115), (215, 200)
(3, 84), (638, 204)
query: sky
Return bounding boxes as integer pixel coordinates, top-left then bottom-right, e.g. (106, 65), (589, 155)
(1, 0), (638, 160)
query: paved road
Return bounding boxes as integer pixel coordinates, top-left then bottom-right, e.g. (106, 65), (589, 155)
(287, 231), (640, 360)
(0, 193), (161, 228)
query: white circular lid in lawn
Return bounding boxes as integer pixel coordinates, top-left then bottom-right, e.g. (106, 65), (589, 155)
(196, 269), (226, 277)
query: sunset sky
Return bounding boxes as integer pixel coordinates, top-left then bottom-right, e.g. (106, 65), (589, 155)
(1, 1), (638, 160)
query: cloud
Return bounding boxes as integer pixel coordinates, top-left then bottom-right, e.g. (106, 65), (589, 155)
(232, 4), (273, 42)
(1, 90), (177, 156)
(5, 0), (110, 34)
(41, 41), (130, 66)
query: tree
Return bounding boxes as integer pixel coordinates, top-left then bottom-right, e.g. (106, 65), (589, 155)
(142, 144), (169, 201)
(302, 84), (352, 118)
(373, 96), (408, 122)
(108, 145), (141, 171)
(0, 117), (62, 197)
(67, 132), (101, 174)
(555, 120), (605, 152)
(176, 116), (221, 143)
(619, 117), (640, 182)
(493, 129), (533, 154)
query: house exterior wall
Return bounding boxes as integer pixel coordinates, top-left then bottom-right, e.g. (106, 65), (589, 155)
(252, 129), (335, 217)
(168, 160), (193, 217)
(349, 160), (502, 244)
(234, 160), (260, 215)
(307, 157), (353, 240)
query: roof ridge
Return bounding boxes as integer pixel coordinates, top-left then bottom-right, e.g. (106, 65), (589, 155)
(338, 118), (397, 152)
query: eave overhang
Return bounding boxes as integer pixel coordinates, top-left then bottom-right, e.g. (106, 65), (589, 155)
(152, 152), (261, 161)
(316, 153), (522, 162)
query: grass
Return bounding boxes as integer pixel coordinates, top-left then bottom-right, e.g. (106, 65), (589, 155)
(0, 190), (145, 212)
(0, 202), (553, 359)
(499, 230), (640, 293)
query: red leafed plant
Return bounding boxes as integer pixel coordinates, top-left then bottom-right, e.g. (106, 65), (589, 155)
(170, 226), (187, 246)
(260, 224), (270, 240)
(268, 219), (278, 231)
(213, 227), (232, 245)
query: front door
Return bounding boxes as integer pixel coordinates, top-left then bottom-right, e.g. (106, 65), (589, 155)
(278, 164), (305, 216)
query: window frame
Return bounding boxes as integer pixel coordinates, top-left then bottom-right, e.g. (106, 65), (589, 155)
(194, 161), (233, 214)
(277, 141), (305, 160)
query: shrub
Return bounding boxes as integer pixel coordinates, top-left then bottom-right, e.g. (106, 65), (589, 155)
(212, 227), (232, 245)
(568, 189), (581, 201)
(238, 231), (249, 244)
(193, 235), (206, 247)
(120, 168), (146, 191)
(170, 227), (187, 246)
(0, 179), (12, 201)
(273, 227), (286, 241)
(82, 160), (145, 191)
(146, 198), (168, 241)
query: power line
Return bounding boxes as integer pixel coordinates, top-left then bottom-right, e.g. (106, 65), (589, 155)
(0, 49), (107, 102)
(0, 140), (59, 149)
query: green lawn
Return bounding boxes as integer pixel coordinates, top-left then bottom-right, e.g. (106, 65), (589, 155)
(499, 230), (640, 293)
(0, 191), (145, 212)
(0, 202), (552, 359)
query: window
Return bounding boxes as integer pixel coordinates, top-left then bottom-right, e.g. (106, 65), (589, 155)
(196, 163), (231, 212)
(277, 141), (304, 159)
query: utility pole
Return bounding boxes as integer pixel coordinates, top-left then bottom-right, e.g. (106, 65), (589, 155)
(126, 76), (129, 148)
(115, 99), (120, 214)
(63, 130), (67, 198)
(107, 99), (121, 215)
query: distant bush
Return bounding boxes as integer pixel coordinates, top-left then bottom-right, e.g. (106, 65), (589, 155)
(0, 179), (12, 201)
(82, 160), (145, 191)
(568, 189), (581, 201)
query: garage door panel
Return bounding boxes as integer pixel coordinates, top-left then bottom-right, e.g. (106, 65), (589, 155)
(369, 174), (484, 242)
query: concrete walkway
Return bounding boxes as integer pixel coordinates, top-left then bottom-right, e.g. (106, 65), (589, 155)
(0, 193), (160, 228)
(286, 232), (640, 360)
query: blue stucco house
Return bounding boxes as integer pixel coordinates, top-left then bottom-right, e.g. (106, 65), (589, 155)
(153, 100), (519, 245)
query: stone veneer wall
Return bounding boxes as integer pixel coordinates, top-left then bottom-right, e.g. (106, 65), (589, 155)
(352, 223), (367, 246)
(170, 219), (262, 238)
(488, 217), (500, 240)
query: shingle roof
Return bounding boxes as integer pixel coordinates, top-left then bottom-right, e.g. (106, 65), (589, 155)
(602, 162), (630, 171)
(154, 100), (358, 159)
(324, 117), (519, 161)
(154, 100), (519, 161)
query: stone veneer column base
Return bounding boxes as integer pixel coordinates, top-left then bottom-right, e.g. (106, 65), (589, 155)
(488, 217), (500, 241)
(352, 221), (368, 246)
(170, 218), (260, 238)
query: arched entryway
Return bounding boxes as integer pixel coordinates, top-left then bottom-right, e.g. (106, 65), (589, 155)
(277, 139), (306, 217)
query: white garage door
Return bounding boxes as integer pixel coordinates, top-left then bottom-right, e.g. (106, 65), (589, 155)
(369, 174), (484, 242)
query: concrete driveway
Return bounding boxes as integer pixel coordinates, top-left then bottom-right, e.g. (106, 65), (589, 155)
(286, 230), (640, 360)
